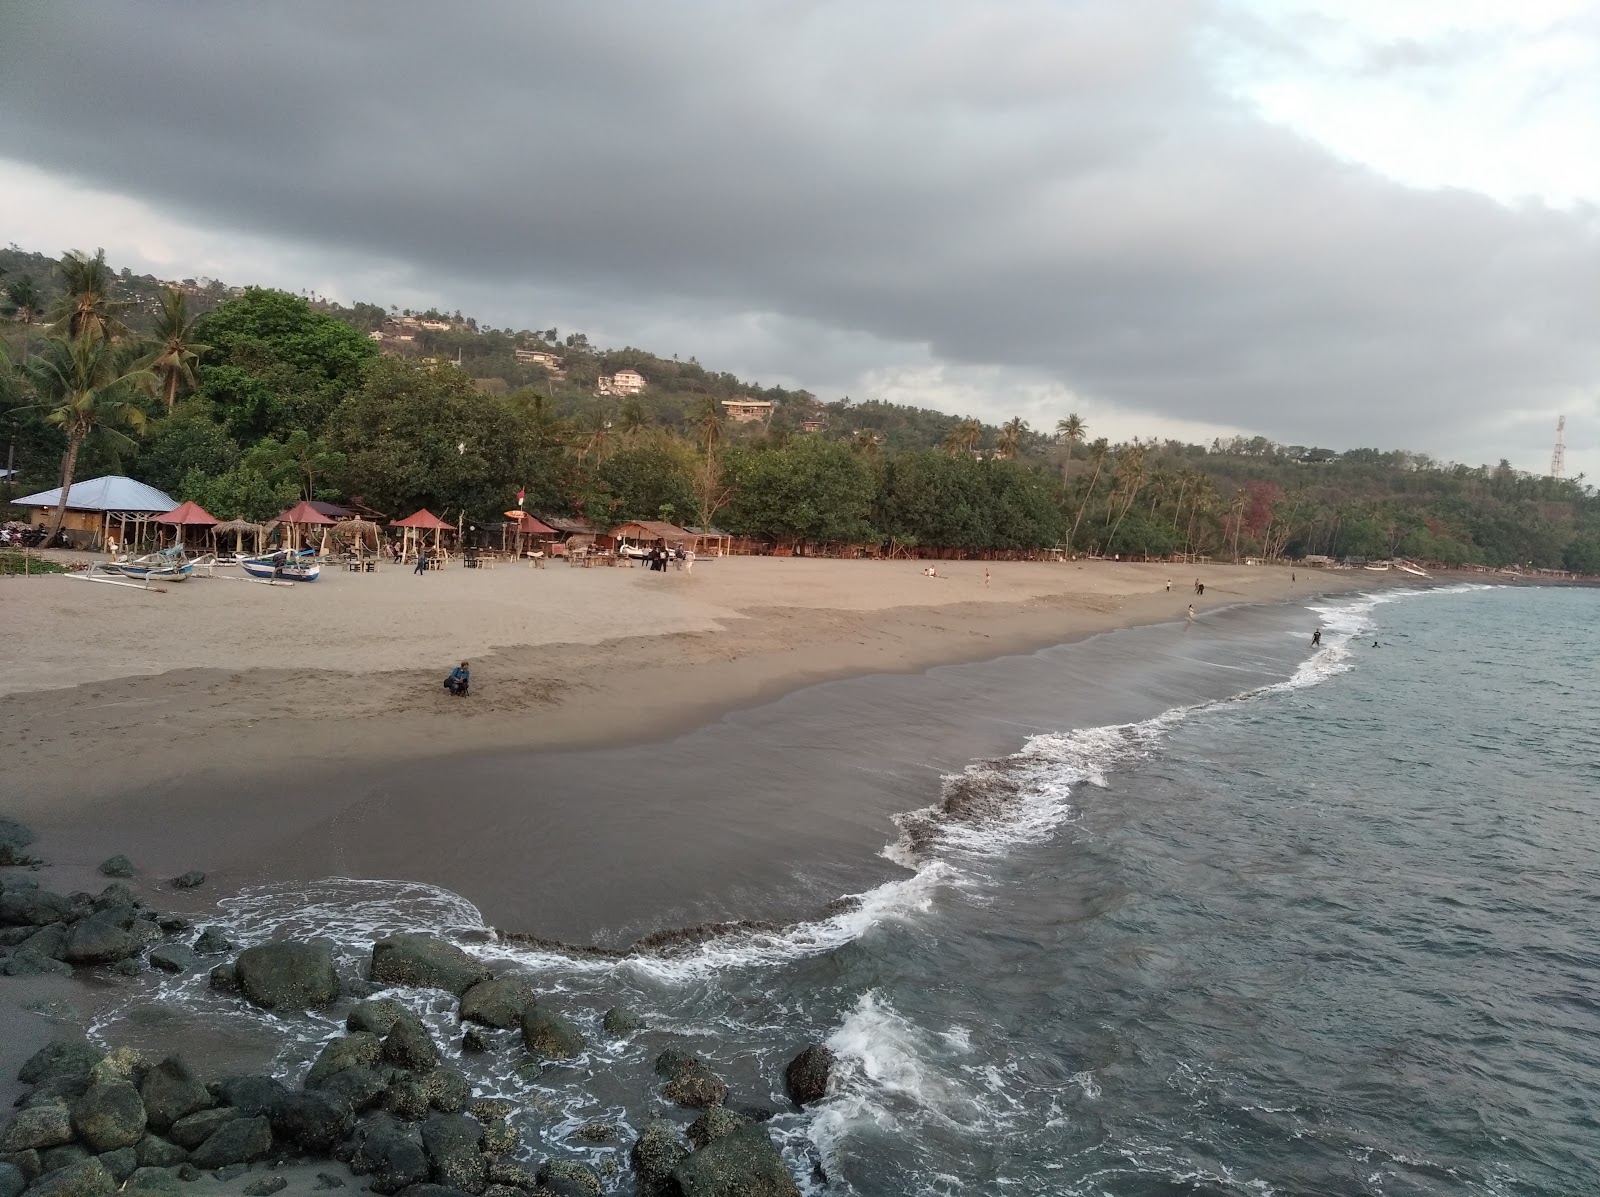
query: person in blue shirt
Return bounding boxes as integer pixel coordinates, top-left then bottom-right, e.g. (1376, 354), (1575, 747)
(444, 661), (470, 696)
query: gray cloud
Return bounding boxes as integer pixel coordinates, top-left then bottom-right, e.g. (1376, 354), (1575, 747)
(1, 0), (1595, 467)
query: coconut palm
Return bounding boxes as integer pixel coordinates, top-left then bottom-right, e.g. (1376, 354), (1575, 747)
(692, 395), (723, 456)
(619, 397), (646, 439)
(141, 287), (211, 413)
(943, 418), (982, 458)
(1054, 413), (1085, 484)
(996, 417), (1027, 460)
(47, 249), (131, 341)
(1068, 438), (1109, 551)
(2, 275), (43, 326)
(1106, 442), (1147, 547)
(28, 334), (155, 543)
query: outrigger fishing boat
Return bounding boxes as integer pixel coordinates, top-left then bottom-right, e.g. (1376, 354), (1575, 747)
(109, 547), (195, 582)
(240, 549), (321, 582)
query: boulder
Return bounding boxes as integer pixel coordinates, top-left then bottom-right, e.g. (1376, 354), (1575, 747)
(211, 1076), (288, 1116)
(345, 999), (410, 1036)
(484, 1160), (536, 1190)
(686, 1107), (750, 1149)
(0, 889), (72, 927)
(89, 886), (135, 914)
(241, 1177), (287, 1197)
(456, 980), (533, 1031)
(370, 936), (491, 997)
(0, 1154), (38, 1184)
(1, 952), (72, 978)
(126, 1165), (181, 1192)
(17, 925), (69, 962)
(395, 1187), (473, 1197)
(383, 1018), (440, 1073)
(533, 1160), (599, 1197)
(601, 1006), (642, 1037)
(88, 1048), (147, 1088)
(414, 1071), (469, 1116)
(654, 1052), (727, 1109)
(313, 1172), (345, 1190)
(668, 1125), (801, 1197)
(419, 1115), (483, 1195)
(21, 1158), (114, 1197)
(630, 1122), (688, 1197)
(459, 1029), (489, 1054)
(132, 1137), (187, 1169)
(380, 1081), (429, 1123)
(0, 819), (36, 866)
(96, 857), (134, 879)
(138, 1058), (214, 1133)
(62, 911), (141, 966)
(147, 946), (198, 975)
(233, 942), (340, 1012)
(0, 1102), (74, 1153)
(569, 1122), (615, 1144)
(71, 1082), (147, 1152)
(268, 1091), (354, 1154)
(0, 1162), (21, 1197)
(167, 1109), (240, 1152)
(519, 1007), (582, 1060)
(479, 1119), (516, 1156)
(156, 915), (189, 933)
(208, 962), (238, 992)
(348, 1117), (430, 1195)
(168, 873), (206, 890)
(187, 1116), (271, 1169)
(305, 1034), (382, 1087)
(311, 1068), (387, 1113)
(94, 1148), (137, 1184)
(191, 929), (232, 956)
(782, 1044), (834, 1107)
(38, 1145), (90, 1173)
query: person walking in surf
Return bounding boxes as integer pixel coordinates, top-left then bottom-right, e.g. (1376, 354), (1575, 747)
(1311, 628), (1321, 646)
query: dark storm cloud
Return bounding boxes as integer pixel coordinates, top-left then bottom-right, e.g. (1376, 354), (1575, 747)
(1, 1), (1595, 458)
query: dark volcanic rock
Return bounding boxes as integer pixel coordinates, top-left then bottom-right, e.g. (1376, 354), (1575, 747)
(0, 819), (36, 866)
(147, 945), (198, 975)
(459, 1029), (489, 1054)
(0, 1102), (74, 1153)
(23, 1158), (114, 1197)
(191, 928), (232, 956)
(0, 1154), (37, 1184)
(483, 1160), (535, 1190)
(94, 1148), (136, 1184)
(348, 1117), (430, 1195)
(38, 1145), (90, 1173)
(345, 999), (409, 1036)
(419, 1115), (484, 1195)
(168, 872), (206, 890)
(653, 1051), (727, 1109)
(413, 1071), (469, 1116)
(187, 1115), (270, 1169)
(0, 889), (72, 927)
(305, 1034), (382, 1087)
(380, 1082), (429, 1123)
(138, 1058), (214, 1133)
(456, 979), (533, 1030)
(89, 886), (135, 914)
(686, 1106), (750, 1149)
(601, 1006), (642, 1037)
(62, 911), (141, 965)
(533, 1159), (599, 1197)
(0, 1163), (21, 1197)
(208, 961), (238, 991)
(241, 1177), (287, 1197)
(212, 1076), (288, 1116)
(71, 1082), (147, 1152)
(668, 1124), (801, 1197)
(383, 1018), (440, 1073)
(783, 1044), (834, 1107)
(1, 951), (72, 977)
(133, 1137), (187, 1168)
(396, 1186), (473, 1197)
(479, 1119), (516, 1156)
(126, 1166), (181, 1192)
(156, 915), (190, 933)
(268, 1092), (354, 1154)
(96, 857), (134, 879)
(630, 1121), (688, 1197)
(167, 1109), (240, 1152)
(233, 942), (340, 1011)
(312, 1068), (387, 1113)
(17, 924), (69, 962)
(519, 1006), (583, 1060)
(370, 935), (491, 997)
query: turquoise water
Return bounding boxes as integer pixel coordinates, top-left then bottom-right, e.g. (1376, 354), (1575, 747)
(101, 584), (1600, 1195)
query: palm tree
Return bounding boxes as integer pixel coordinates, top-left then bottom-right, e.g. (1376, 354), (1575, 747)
(619, 397), (646, 440)
(943, 418), (982, 458)
(579, 407), (613, 461)
(1068, 438), (1109, 551)
(692, 396), (723, 456)
(1106, 442), (1147, 547)
(48, 249), (131, 341)
(141, 287), (211, 412)
(28, 334), (155, 543)
(996, 417), (1027, 460)
(1054, 413), (1085, 484)
(2, 275), (43, 326)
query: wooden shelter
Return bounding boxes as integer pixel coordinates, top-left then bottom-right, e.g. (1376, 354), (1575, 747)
(391, 508), (454, 562)
(612, 519), (693, 547)
(684, 526), (733, 557)
(500, 511), (557, 556)
(328, 518), (382, 561)
(210, 519), (266, 558)
(12, 475), (177, 551)
(271, 500), (336, 550)
(152, 500), (218, 550)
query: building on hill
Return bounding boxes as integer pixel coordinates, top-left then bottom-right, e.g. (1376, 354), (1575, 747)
(597, 367), (647, 397)
(515, 348), (562, 367)
(801, 417), (827, 433)
(418, 319), (452, 331)
(722, 397), (774, 423)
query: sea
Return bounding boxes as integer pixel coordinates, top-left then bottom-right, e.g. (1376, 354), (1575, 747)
(90, 583), (1600, 1196)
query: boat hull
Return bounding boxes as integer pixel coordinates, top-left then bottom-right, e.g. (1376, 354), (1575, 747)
(241, 559), (320, 582)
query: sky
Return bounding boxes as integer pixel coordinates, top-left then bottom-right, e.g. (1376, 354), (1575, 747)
(1, 1), (1596, 477)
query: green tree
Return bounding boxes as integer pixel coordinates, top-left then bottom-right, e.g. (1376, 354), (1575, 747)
(48, 249), (131, 341)
(244, 429), (346, 502)
(1055, 412), (1085, 485)
(2, 275), (44, 327)
(142, 287), (211, 412)
(722, 438), (876, 551)
(136, 402), (241, 494)
(996, 417), (1027, 460)
(27, 334), (155, 542)
(1068, 438), (1110, 551)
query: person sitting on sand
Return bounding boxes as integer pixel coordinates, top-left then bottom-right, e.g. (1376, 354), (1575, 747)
(444, 661), (470, 696)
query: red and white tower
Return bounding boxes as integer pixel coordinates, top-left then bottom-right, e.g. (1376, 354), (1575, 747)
(1550, 415), (1566, 478)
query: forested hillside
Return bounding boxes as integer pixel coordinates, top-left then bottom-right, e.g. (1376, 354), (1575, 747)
(3, 247), (1595, 569)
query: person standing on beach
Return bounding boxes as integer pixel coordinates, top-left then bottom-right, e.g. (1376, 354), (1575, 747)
(415, 546), (428, 575)
(1166, 579), (1171, 591)
(984, 568), (990, 589)
(1186, 604), (1195, 624)
(1194, 578), (1201, 594)
(1312, 628), (1321, 646)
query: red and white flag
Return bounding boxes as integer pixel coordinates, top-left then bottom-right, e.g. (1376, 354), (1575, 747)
(516, 488), (525, 508)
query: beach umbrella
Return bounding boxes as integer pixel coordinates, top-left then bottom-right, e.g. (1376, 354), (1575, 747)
(391, 508), (454, 561)
(210, 519), (265, 556)
(153, 500), (218, 550)
(330, 518), (381, 558)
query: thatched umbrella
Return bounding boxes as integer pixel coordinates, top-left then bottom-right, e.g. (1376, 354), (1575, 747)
(329, 518), (381, 559)
(211, 519), (266, 556)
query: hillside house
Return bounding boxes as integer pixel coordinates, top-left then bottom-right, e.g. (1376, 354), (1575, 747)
(722, 397), (774, 423)
(597, 367), (647, 397)
(801, 418), (827, 433)
(514, 348), (562, 368)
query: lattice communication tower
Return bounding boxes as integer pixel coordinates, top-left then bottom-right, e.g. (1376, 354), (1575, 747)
(1550, 415), (1566, 478)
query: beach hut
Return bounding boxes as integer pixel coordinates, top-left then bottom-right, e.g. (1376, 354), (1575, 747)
(612, 519), (693, 549)
(271, 500), (336, 551)
(328, 518), (382, 564)
(501, 511), (557, 557)
(210, 519), (266, 558)
(12, 475), (178, 551)
(391, 508), (454, 562)
(684, 525), (733, 557)
(152, 500), (219, 550)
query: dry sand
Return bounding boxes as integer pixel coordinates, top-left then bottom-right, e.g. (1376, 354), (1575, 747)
(0, 555), (1378, 809)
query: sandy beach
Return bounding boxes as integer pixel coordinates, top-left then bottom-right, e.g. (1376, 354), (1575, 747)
(1, 556), (1376, 809)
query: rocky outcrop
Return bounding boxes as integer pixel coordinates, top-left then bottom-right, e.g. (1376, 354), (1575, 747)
(138, 1058), (214, 1134)
(305, 1035), (382, 1087)
(147, 945), (198, 974)
(345, 999), (409, 1036)
(21, 1158), (114, 1197)
(19, 1044), (104, 1089)
(0, 1102), (74, 1153)
(601, 1006), (643, 1037)
(654, 1050), (728, 1109)
(383, 1015), (440, 1073)
(533, 1159), (600, 1197)
(456, 979), (533, 1030)
(69, 1083), (145, 1152)
(62, 911), (142, 965)
(0, 888), (73, 927)
(783, 1043), (834, 1107)
(348, 1117), (430, 1196)
(630, 1121), (689, 1197)
(230, 942), (341, 1012)
(187, 1115), (271, 1169)
(419, 1114), (484, 1195)
(668, 1124), (802, 1197)
(369, 935), (491, 997)
(519, 1006), (583, 1060)
(167, 1109), (240, 1152)
(96, 857), (134, 879)
(268, 1091), (354, 1154)
(687, 1106), (750, 1149)
(212, 1075), (289, 1116)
